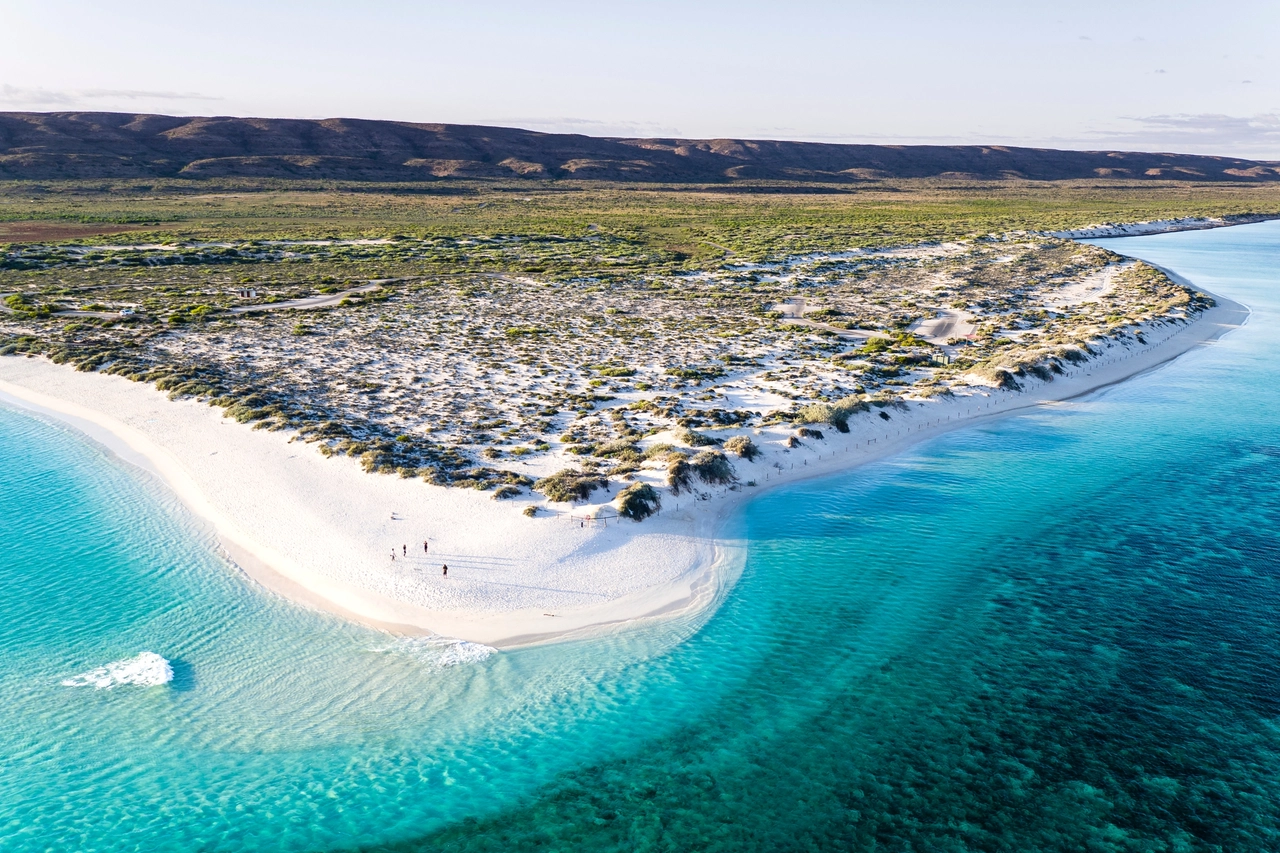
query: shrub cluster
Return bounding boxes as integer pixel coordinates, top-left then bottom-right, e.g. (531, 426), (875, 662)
(723, 435), (761, 461)
(615, 483), (661, 521)
(690, 450), (735, 485)
(534, 469), (607, 503)
(797, 395), (868, 432)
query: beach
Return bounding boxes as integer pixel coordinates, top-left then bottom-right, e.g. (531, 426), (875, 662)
(0, 294), (1248, 647)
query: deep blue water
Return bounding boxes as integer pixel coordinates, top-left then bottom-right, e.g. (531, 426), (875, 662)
(2, 222), (1279, 852)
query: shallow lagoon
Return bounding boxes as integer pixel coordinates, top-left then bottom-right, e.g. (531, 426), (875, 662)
(3, 222), (1280, 851)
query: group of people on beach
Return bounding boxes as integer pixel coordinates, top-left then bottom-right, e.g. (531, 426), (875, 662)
(389, 539), (446, 575)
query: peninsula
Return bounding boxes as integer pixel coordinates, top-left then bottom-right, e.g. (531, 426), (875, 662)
(1, 115), (1276, 645)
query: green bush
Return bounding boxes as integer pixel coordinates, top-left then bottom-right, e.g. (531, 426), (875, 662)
(616, 483), (661, 521)
(534, 469), (604, 503)
(675, 427), (719, 447)
(595, 439), (638, 458)
(796, 395), (867, 433)
(724, 435), (761, 461)
(643, 442), (676, 460)
(667, 456), (692, 495)
(690, 450), (735, 485)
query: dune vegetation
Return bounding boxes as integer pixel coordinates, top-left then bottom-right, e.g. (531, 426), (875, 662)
(1, 178), (1276, 510)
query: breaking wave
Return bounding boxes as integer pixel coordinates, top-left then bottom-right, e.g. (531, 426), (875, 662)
(62, 652), (174, 689)
(375, 635), (496, 669)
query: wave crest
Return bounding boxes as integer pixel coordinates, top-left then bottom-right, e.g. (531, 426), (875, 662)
(62, 652), (174, 689)
(376, 635), (496, 669)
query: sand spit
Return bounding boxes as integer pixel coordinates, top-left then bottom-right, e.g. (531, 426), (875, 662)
(0, 297), (1247, 647)
(1050, 214), (1278, 240)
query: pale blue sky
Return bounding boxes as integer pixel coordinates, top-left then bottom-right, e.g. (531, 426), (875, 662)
(2, 1), (1277, 157)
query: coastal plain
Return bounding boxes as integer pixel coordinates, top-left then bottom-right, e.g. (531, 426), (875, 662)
(1, 175), (1275, 643)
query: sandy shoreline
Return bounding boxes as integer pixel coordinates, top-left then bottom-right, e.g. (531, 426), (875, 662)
(1050, 214), (1278, 240)
(0, 290), (1249, 648)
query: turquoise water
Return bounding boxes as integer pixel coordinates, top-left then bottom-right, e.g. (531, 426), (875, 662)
(4, 222), (1280, 851)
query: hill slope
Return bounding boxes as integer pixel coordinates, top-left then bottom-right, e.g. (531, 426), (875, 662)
(1, 112), (1277, 183)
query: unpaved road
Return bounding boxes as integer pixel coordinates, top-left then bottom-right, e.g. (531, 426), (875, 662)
(229, 282), (383, 314)
(775, 297), (891, 340)
(3, 282), (386, 320)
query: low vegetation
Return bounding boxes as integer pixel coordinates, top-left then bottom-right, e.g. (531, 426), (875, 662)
(615, 483), (661, 521)
(2, 177), (1274, 519)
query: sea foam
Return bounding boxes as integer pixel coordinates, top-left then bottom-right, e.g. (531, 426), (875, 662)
(62, 652), (174, 689)
(376, 635), (496, 669)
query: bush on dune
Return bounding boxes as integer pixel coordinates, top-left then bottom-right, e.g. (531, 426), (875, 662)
(616, 483), (661, 521)
(724, 434), (761, 460)
(534, 469), (606, 503)
(690, 450), (735, 485)
(675, 427), (719, 447)
(797, 395), (867, 433)
(667, 454), (692, 495)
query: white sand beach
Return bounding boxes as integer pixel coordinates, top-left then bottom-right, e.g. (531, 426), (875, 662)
(0, 296), (1248, 648)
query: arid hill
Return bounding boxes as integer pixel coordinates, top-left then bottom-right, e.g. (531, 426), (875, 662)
(1, 111), (1278, 184)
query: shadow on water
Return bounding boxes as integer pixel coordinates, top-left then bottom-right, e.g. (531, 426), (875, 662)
(168, 658), (197, 693)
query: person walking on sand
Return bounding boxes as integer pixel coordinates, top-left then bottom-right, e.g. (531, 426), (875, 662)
(442, 564), (448, 577)
(423, 540), (429, 555)
(402, 544), (407, 557)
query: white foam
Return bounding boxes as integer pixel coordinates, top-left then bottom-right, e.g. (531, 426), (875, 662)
(62, 652), (174, 689)
(376, 635), (496, 669)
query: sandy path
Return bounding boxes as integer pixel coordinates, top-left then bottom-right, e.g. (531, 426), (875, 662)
(775, 297), (890, 340)
(228, 282), (384, 314)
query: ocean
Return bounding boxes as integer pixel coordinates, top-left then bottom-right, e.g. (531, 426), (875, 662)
(2, 221), (1279, 851)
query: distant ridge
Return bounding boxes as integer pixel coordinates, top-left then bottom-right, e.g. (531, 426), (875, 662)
(2, 112), (1278, 184)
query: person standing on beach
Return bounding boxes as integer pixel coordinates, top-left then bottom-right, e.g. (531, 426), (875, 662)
(402, 544), (407, 557)
(423, 540), (429, 554)
(442, 564), (448, 577)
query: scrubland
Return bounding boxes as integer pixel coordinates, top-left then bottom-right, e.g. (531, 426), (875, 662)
(1, 179), (1275, 511)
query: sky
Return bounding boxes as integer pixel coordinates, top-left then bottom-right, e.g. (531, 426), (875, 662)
(1, 0), (1277, 158)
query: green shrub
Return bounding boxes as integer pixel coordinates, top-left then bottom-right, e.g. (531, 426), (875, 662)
(675, 427), (719, 447)
(534, 469), (604, 503)
(616, 483), (661, 521)
(492, 484), (522, 500)
(505, 326), (547, 338)
(690, 450), (735, 485)
(643, 442), (675, 460)
(667, 456), (692, 495)
(595, 438), (638, 458)
(723, 435), (761, 461)
(664, 366), (725, 382)
(796, 395), (867, 433)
